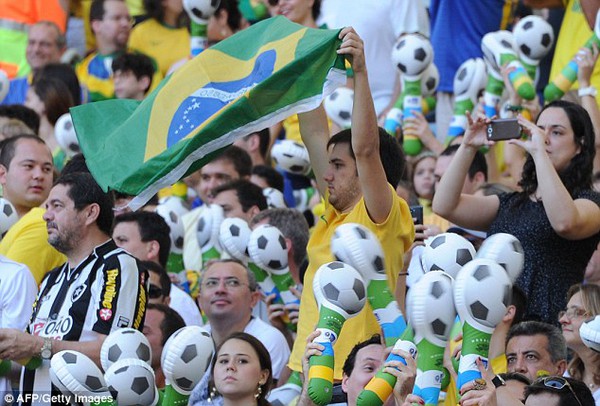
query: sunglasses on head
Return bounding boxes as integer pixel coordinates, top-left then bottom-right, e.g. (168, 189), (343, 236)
(534, 376), (583, 406)
(148, 284), (163, 299)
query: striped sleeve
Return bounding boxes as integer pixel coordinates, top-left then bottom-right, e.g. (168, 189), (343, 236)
(92, 252), (147, 334)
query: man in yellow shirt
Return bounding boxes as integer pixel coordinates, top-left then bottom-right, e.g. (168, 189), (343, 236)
(288, 27), (414, 381)
(0, 135), (65, 283)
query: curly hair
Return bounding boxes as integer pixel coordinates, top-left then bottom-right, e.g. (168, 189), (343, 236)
(518, 100), (595, 204)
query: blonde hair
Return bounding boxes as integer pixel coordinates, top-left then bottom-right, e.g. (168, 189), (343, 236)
(0, 119), (35, 141)
(566, 283), (600, 385)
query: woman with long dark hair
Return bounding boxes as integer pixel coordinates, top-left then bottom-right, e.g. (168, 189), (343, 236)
(433, 100), (600, 323)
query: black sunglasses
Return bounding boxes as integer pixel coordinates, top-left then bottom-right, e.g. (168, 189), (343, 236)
(534, 377), (583, 406)
(148, 284), (163, 299)
(268, 0), (278, 5)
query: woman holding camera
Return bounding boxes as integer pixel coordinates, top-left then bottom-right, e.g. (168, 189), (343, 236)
(433, 100), (600, 323)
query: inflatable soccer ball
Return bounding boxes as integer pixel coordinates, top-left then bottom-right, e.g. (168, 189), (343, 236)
(219, 217), (251, 262)
(100, 328), (152, 372)
(331, 223), (385, 280)
(183, 0), (220, 23)
(248, 224), (288, 272)
(476, 233), (524, 283)
(454, 258), (512, 332)
(263, 187), (287, 209)
(313, 261), (367, 317)
(580, 315), (600, 353)
(391, 34), (433, 76)
(55, 113), (81, 157)
(104, 358), (159, 405)
(156, 200), (187, 254)
(324, 87), (354, 129)
(421, 63), (440, 96)
(0, 198), (18, 237)
(271, 140), (311, 176)
(421, 233), (476, 278)
(513, 15), (554, 62)
(196, 203), (224, 250)
(50, 350), (109, 395)
(453, 58), (487, 97)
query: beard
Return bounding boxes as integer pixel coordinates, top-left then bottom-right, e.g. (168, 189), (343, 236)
(48, 226), (81, 255)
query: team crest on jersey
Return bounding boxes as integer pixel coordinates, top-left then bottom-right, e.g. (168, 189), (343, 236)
(71, 284), (87, 302)
(99, 308), (112, 321)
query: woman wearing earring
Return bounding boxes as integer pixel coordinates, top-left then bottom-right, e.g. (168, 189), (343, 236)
(209, 332), (273, 406)
(559, 283), (600, 404)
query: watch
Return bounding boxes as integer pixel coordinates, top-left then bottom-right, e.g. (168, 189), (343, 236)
(492, 374), (506, 388)
(578, 86), (597, 98)
(40, 337), (52, 360)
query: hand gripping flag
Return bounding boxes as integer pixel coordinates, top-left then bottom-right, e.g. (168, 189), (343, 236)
(71, 16), (346, 210)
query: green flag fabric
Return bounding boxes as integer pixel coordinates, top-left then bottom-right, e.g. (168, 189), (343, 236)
(71, 16), (346, 210)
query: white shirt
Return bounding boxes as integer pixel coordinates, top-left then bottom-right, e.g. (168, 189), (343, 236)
(169, 284), (203, 326)
(0, 255), (37, 404)
(319, 0), (430, 115)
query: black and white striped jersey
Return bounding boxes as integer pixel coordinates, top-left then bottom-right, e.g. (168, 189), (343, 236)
(20, 240), (147, 405)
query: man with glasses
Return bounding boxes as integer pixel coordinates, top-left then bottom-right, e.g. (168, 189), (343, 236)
(112, 210), (203, 326)
(196, 259), (289, 380)
(505, 321), (568, 383)
(524, 376), (594, 406)
(189, 259), (290, 405)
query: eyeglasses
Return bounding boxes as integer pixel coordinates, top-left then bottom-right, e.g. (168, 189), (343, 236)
(268, 0), (278, 6)
(558, 306), (589, 320)
(148, 284), (163, 299)
(534, 376), (583, 406)
(202, 277), (248, 290)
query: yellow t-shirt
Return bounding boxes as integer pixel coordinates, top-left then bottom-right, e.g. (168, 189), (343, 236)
(128, 18), (190, 77)
(549, 0), (600, 95)
(0, 207), (66, 285)
(288, 185), (415, 379)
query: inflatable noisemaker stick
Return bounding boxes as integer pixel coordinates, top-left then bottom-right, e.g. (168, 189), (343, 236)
(544, 9), (600, 102)
(183, 0), (221, 57)
(383, 63), (439, 136)
(50, 350), (117, 406)
(161, 326), (214, 406)
(390, 34), (433, 156)
(218, 218), (290, 326)
(356, 340), (417, 406)
(513, 15), (555, 85)
(331, 223), (407, 346)
(196, 203), (224, 265)
(482, 30), (535, 102)
(267, 370), (303, 405)
(482, 67), (504, 118)
(248, 224), (299, 331)
(308, 261), (367, 405)
(453, 258), (512, 391)
(580, 315), (600, 353)
(408, 271), (456, 406)
(446, 58), (487, 145)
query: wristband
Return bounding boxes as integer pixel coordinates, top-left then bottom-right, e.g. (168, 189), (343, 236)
(578, 86), (597, 98)
(492, 375), (506, 388)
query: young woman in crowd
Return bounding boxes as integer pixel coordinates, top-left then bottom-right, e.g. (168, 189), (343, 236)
(207, 332), (273, 406)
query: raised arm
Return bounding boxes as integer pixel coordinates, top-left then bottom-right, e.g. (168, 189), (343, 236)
(432, 113), (500, 230)
(338, 27), (393, 223)
(514, 116), (600, 239)
(299, 105), (330, 197)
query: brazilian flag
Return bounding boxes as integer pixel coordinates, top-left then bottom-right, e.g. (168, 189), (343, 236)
(71, 16), (346, 210)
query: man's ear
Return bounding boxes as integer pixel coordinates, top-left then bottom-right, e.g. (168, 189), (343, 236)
(146, 240), (161, 262)
(249, 289), (261, 308)
(0, 164), (7, 186)
(84, 203), (101, 226)
(556, 359), (568, 376)
(139, 76), (151, 94)
(502, 304), (516, 323)
(341, 373), (349, 394)
(91, 20), (102, 36)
